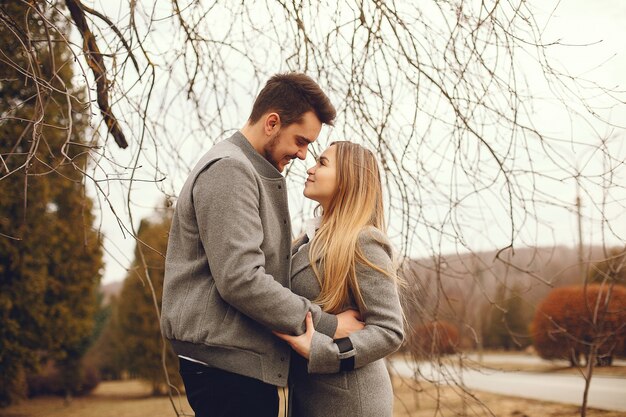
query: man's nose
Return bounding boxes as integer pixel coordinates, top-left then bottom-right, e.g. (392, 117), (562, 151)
(296, 147), (307, 160)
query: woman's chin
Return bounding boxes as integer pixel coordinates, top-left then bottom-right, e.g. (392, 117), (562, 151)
(303, 191), (317, 203)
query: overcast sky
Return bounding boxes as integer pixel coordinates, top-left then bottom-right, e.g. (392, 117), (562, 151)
(91, 0), (626, 284)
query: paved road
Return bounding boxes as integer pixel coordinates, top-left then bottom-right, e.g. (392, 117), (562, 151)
(462, 353), (626, 367)
(390, 357), (626, 412)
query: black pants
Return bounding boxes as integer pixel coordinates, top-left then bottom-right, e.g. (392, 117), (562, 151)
(179, 357), (279, 417)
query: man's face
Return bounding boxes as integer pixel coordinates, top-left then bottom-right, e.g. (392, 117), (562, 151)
(263, 111), (322, 172)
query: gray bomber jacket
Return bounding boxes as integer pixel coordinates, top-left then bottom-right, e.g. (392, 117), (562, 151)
(160, 132), (337, 387)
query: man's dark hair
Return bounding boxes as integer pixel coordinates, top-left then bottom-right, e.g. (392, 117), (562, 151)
(248, 73), (336, 127)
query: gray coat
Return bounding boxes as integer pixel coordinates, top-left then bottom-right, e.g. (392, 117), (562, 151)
(288, 227), (404, 417)
(160, 132), (337, 387)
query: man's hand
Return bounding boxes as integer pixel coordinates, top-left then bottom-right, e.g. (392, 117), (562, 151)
(334, 309), (364, 339)
(273, 312), (314, 359)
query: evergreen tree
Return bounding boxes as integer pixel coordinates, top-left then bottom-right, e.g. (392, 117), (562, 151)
(106, 209), (182, 394)
(483, 284), (531, 350)
(84, 295), (126, 381)
(501, 287), (532, 350)
(0, 2), (102, 404)
(482, 284), (507, 349)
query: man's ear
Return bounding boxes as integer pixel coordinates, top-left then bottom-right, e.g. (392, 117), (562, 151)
(264, 112), (281, 135)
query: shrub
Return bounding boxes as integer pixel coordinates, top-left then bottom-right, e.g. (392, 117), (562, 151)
(410, 320), (459, 358)
(26, 359), (100, 397)
(531, 284), (626, 366)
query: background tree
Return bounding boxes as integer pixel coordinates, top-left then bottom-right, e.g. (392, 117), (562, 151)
(482, 284), (508, 350)
(483, 284), (532, 351)
(84, 295), (126, 381)
(589, 247), (626, 285)
(531, 285), (626, 366)
(102, 208), (182, 395)
(0, 2), (103, 404)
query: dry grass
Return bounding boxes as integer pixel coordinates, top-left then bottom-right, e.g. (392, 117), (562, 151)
(0, 378), (622, 417)
(0, 380), (192, 417)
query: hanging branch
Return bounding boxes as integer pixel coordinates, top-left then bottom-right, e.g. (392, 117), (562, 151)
(64, 0), (128, 148)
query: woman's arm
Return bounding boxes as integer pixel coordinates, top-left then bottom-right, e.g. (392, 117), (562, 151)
(275, 227), (404, 373)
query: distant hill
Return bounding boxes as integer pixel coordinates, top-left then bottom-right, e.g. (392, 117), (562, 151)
(398, 244), (611, 326)
(401, 244), (605, 292)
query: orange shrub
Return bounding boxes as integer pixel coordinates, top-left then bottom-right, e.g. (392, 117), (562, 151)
(410, 320), (459, 358)
(531, 284), (626, 366)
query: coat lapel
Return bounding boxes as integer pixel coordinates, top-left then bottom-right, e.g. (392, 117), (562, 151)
(291, 233), (323, 277)
(291, 237), (312, 277)
(291, 234), (308, 256)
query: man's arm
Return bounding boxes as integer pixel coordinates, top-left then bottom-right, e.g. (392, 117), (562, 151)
(193, 157), (337, 336)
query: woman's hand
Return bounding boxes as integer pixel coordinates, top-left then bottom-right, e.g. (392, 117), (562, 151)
(273, 312), (315, 359)
(335, 309), (365, 338)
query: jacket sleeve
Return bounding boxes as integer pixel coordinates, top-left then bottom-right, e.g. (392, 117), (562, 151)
(193, 157), (337, 337)
(307, 227), (404, 373)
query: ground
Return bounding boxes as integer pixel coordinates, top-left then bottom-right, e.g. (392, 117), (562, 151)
(391, 377), (622, 417)
(0, 376), (622, 417)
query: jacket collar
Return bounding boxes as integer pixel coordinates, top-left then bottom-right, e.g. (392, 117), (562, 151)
(227, 131), (284, 179)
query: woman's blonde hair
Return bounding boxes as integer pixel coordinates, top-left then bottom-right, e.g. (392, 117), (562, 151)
(309, 141), (396, 313)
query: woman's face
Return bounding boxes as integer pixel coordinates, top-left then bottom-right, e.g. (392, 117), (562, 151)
(304, 144), (338, 210)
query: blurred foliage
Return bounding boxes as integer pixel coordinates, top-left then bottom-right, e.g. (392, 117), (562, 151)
(410, 320), (459, 358)
(482, 284), (532, 351)
(26, 359), (100, 397)
(0, 2), (103, 405)
(589, 247), (626, 285)
(88, 208), (182, 395)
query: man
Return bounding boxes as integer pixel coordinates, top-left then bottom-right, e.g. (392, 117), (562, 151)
(161, 73), (363, 417)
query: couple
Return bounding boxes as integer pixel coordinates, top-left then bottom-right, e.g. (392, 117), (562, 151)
(161, 73), (404, 417)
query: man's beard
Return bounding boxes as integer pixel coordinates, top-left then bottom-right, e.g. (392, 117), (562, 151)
(263, 131), (282, 171)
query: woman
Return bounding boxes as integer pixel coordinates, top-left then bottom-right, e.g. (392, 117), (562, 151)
(274, 141), (404, 417)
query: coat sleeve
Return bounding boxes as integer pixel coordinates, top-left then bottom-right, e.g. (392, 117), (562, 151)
(307, 227), (404, 373)
(193, 157), (337, 337)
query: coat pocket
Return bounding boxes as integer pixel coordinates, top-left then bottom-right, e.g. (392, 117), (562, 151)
(309, 370), (349, 390)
